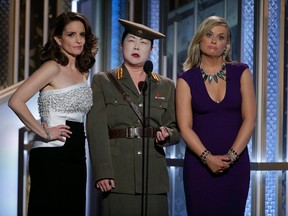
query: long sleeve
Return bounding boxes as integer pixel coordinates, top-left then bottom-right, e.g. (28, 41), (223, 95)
(155, 77), (180, 147)
(86, 73), (114, 184)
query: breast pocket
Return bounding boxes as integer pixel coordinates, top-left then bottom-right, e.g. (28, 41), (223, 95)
(105, 96), (129, 112)
(150, 100), (168, 121)
(105, 95), (143, 129)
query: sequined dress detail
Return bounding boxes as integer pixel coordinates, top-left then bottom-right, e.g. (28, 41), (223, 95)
(33, 82), (92, 148)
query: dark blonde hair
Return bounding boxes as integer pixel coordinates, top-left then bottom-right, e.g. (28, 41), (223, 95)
(41, 12), (99, 72)
(182, 16), (232, 71)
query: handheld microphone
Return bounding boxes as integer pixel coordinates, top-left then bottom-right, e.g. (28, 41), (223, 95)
(143, 60), (153, 75)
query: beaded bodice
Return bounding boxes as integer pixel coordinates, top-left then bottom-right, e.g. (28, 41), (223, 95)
(33, 82), (92, 148)
(38, 82), (92, 123)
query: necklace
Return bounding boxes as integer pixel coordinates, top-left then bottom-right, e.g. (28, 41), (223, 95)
(200, 63), (226, 83)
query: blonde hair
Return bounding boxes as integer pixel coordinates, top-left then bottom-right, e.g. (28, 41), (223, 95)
(182, 16), (232, 71)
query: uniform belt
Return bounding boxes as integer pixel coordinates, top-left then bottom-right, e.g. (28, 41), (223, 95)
(108, 127), (158, 139)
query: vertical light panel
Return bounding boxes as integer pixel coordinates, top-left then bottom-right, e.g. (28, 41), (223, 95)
(110, 0), (125, 69)
(24, 0), (30, 79)
(0, 0), (10, 87)
(265, 0), (281, 214)
(71, 0), (78, 12)
(241, 0), (254, 215)
(43, 0), (49, 44)
(241, 0), (255, 77)
(147, 0), (160, 74)
(13, 0), (20, 83)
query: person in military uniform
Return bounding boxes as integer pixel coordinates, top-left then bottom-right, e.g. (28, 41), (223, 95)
(86, 19), (180, 216)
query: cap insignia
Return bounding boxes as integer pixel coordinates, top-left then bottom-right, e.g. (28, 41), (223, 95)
(137, 29), (143, 36)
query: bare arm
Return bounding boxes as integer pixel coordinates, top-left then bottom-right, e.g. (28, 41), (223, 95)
(8, 61), (71, 141)
(228, 69), (256, 156)
(176, 78), (205, 155)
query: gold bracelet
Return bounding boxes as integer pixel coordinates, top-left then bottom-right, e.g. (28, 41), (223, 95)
(200, 149), (211, 164)
(227, 148), (239, 164)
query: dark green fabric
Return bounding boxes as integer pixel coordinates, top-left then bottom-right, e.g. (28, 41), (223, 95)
(102, 193), (168, 216)
(86, 64), (180, 195)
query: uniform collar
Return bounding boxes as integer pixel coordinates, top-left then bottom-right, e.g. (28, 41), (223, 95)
(116, 64), (160, 83)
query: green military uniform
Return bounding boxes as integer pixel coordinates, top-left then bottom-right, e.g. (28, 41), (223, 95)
(86, 65), (180, 214)
(87, 64), (179, 191)
(87, 18), (180, 216)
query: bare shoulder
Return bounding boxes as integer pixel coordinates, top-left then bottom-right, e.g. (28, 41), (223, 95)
(241, 67), (253, 80)
(27, 61), (63, 90)
(38, 60), (61, 75)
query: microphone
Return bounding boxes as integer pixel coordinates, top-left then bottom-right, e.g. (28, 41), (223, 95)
(143, 60), (153, 75)
(142, 60), (153, 215)
(138, 81), (147, 93)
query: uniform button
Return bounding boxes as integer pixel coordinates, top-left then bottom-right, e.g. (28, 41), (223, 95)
(137, 151), (142, 155)
(137, 119), (141, 123)
(139, 103), (143, 107)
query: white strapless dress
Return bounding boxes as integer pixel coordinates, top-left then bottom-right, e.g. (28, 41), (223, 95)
(33, 82), (93, 148)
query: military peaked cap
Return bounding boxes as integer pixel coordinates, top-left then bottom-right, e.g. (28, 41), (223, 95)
(119, 19), (165, 40)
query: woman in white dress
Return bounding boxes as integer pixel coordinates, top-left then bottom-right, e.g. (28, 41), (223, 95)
(9, 12), (98, 216)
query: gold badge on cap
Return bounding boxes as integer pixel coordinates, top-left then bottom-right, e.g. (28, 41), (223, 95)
(137, 29), (143, 36)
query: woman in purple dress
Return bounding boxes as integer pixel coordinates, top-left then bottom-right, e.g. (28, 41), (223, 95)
(176, 16), (256, 216)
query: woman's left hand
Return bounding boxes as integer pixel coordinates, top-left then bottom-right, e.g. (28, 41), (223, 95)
(155, 126), (170, 143)
(206, 154), (231, 174)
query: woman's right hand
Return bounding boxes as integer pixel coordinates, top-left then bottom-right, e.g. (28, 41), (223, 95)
(96, 179), (115, 192)
(205, 154), (231, 174)
(42, 122), (72, 142)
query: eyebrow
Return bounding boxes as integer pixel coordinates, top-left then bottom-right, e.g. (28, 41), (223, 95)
(208, 30), (226, 35)
(127, 35), (136, 39)
(126, 34), (149, 42)
(65, 30), (86, 34)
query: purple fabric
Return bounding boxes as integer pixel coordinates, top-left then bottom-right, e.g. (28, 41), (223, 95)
(179, 62), (250, 216)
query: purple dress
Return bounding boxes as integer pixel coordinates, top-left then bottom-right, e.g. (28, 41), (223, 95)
(179, 62), (250, 216)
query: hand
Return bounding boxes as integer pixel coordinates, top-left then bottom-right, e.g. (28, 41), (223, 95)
(155, 126), (170, 143)
(43, 122), (72, 142)
(205, 154), (231, 174)
(96, 179), (115, 192)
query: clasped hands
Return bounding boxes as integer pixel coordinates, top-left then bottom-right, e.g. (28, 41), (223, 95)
(205, 154), (231, 174)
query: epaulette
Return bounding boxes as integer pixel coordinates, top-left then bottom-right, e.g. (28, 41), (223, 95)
(151, 72), (160, 82)
(116, 67), (123, 79)
(116, 67), (159, 81)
